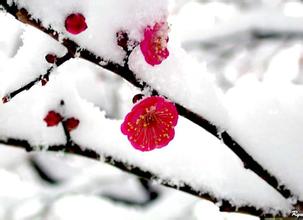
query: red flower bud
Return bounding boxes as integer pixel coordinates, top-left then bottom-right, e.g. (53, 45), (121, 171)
(45, 54), (57, 64)
(44, 111), (63, 127)
(132, 94), (144, 104)
(2, 96), (10, 104)
(64, 117), (80, 132)
(65, 13), (87, 35)
(116, 31), (129, 51)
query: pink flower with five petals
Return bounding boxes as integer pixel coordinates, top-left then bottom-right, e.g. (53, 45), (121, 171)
(121, 96), (178, 152)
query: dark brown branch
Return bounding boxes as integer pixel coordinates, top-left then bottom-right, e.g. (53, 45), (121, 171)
(0, 1), (301, 209)
(2, 53), (72, 103)
(0, 138), (287, 217)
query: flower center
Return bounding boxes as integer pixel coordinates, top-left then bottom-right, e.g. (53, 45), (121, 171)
(153, 33), (167, 53)
(142, 106), (157, 127)
(144, 112), (156, 125)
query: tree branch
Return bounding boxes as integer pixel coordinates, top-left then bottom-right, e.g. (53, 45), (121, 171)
(0, 1), (301, 211)
(2, 53), (72, 103)
(0, 138), (287, 217)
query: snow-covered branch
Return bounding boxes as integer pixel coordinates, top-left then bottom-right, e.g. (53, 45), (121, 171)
(0, 1), (302, 217)
(0, 137), (289, 217)
(2, 53), (72, 103)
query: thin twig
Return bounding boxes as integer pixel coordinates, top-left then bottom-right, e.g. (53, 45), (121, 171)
(2, 53), (72, 103)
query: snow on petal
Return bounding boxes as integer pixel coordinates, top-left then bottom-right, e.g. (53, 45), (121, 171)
(140, 22), (170, 66)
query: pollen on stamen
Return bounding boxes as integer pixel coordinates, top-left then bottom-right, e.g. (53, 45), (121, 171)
(140, 22), (170, 66)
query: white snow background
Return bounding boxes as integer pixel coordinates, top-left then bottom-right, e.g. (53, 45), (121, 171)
(0, 0), (302, 219)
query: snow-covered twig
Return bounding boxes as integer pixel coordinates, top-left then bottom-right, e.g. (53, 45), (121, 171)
(0, 1), (301, 213)
(2, 53), (72, 103)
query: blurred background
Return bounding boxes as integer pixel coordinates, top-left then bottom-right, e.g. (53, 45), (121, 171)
(1, 0), (303, 219)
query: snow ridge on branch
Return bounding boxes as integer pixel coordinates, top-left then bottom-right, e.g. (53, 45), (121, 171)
(0, 137), (282, 217)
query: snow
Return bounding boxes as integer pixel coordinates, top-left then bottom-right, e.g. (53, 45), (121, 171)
(0, 149), (263, 219)
(0, 13), (23, 57)
(225, 77), (303, 200)
(0, 58), (291, 214)
(10, 0), (169, 65)
(283, 1), (303, 18)
(0, 14), (66, 96)
(173, 1), (303, 55)
(129, 45), (228, 127)
(1, 0), (303, 217)
(194, 200), (259, 220)
(263, 44), (302, 83)
(171, 0), (303, 204)
(59, 58), (136, 119)
(8, 0), (229, 127)
(47, 195), (141, 220)
(170, 1), (238, 43)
